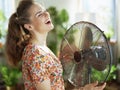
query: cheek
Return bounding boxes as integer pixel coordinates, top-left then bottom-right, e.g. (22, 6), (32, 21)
(33, 20), (43, 29)
(34, 19), (43, 25)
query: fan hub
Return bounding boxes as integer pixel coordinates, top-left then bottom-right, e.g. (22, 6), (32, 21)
(74, 51), (81, 63)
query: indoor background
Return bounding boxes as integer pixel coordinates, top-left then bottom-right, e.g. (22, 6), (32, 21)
(0, 0), (120, 90)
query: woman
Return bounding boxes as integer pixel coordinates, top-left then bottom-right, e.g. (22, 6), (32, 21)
(5, 0), (106, 90)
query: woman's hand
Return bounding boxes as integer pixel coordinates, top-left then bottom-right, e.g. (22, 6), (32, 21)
(79, 81), (106, 90)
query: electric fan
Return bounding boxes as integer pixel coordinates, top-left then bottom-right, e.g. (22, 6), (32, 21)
(59, 21), (112, 88)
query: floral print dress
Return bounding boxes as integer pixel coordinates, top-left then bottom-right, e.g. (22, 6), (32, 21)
(22, 43), (65, 90)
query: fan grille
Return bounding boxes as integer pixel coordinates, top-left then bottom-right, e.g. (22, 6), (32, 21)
(60, 21), (112, 87)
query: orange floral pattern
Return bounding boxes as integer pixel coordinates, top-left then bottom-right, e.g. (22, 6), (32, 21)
(22, 43), (65, 90)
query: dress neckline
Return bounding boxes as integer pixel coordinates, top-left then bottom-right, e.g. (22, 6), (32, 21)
(28, 43), (59, 63)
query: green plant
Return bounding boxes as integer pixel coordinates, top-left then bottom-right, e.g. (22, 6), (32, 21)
(107, 65), (117, 81)
(0, 10), (7, 53)
(104, 26), (114, 40)
(0, 9), (6, 39)
(47, 6), (69, 55)
(91, 65), (117, 82)
(0, 64), (22, 86)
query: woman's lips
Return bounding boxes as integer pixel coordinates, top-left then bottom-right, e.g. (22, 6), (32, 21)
(45, 19), (51, 24)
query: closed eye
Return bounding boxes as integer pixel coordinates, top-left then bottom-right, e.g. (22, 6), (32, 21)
(36, 11), (42, 17)
(35, 9), (47, 17)
(37, 13), (43, 17)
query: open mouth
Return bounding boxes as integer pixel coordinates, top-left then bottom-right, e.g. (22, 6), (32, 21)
(46, 21), (51, 24)
(45, 19), (51, 24)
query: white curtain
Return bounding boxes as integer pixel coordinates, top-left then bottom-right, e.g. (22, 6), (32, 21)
(116, 0), (120, 58)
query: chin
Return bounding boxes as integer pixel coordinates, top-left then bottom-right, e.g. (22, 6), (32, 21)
(49, 24), (54, 31)
(51, 24), (54, 29)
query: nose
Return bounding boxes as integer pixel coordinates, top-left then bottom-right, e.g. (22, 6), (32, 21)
(44, 10), (50, 18)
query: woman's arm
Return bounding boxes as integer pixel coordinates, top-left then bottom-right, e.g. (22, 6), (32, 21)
(36, 79), (51, 90)
(82, 81), (106, 90)
(72, 81), (106, 90)
(65, 81), (106, 90)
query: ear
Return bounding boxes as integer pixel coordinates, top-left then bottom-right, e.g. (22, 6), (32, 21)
(24, 24), (33, 31)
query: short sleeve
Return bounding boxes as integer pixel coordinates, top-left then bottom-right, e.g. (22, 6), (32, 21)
(27, 48), (50, 85)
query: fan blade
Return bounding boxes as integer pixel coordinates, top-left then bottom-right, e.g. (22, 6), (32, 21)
(60, 43), (80, 81)
(79, 26), (93, 49)
(68, 60), (87, 87)
(88, 56), (107, 71)
(89, 46), (107, 71)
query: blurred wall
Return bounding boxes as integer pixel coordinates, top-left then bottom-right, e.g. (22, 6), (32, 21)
(15, 0), (120, 59)
(116, 0), (120, 58)
(38, 0), (120, 59)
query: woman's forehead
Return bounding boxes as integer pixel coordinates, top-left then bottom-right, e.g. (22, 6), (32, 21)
(29, 3), (45, 15)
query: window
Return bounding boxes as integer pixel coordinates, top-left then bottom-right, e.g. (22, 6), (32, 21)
(75, 0), (116, 40)
(0, 0), (15, 19)
(0, 0), (15, 43)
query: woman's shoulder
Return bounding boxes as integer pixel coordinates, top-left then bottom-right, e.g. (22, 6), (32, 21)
(22, 43), (46, 60)
(22, 43), (52, 65)
(24, 43), (47, 54)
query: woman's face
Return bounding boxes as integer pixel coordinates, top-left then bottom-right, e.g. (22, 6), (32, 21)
(28, 3), (54, 33)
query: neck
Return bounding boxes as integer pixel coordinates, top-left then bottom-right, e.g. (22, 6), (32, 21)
(30, 32), (48, 46)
